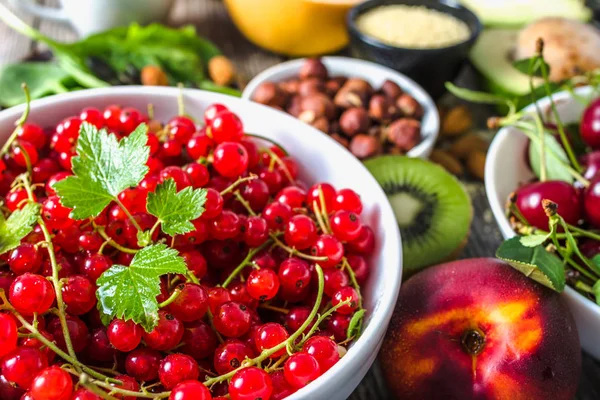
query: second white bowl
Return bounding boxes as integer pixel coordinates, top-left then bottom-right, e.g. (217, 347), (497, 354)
(485, 86), (600, 360)
(243, 56), (439, 159)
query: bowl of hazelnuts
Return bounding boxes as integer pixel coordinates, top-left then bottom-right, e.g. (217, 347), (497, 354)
(242, 56), (439, 159)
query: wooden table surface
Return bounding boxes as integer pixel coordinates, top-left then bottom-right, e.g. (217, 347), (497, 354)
(1, 0), (600, 398)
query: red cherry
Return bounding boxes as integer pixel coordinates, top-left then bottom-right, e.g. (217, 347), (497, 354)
(515, 181), (581, 230)
(581, 98), (600, 149)
(584, 175), (600, 228)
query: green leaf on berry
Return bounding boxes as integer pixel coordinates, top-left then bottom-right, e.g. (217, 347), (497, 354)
(96, 243), (188, 332)
(528, 131), (573, 184)
(0, 202), (40, 254)
(146, 178), (206, 236)
(53, 122), (150, 220)
(496, 237), (565, 292)
(347, 308), (365, 340)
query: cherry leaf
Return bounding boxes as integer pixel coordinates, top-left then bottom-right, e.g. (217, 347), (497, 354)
(519, 233), (550, 248)
(496, 237), (565, 292)
(528, 131), (573, 184)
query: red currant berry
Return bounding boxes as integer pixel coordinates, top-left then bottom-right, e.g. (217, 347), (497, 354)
(143, 311), (184, 351)
(213, 142), (249, 178)
(161, 138), (183, 157)
(71, 388), (102, 400)
(209, 111), (244, 144)
(119, 107), (146, 134)
(204, 103), (229, 125)
(229, 367), (272, 400)
(125, 347), (162, 382)
(255, 323), (289, 358)
(78, 232), (102, 252)
(346, 226), (375, 254)
(160, 166), (191, 191)
(18, 124), (46, 149)
(241, 138), (259, 169)
(307, 183), (336, 211)
(278, 258), (311, 300)
(30, 366), (73, 400)
(184, 162), (210, 188)
(284, 352), (321, 388)
(168, 117), (196, 144)
(327, 313), (351, 342)
(81, 254), (112, 283)
(9, 273), (55, 316)
(42, 196), (74, 230)
(8, 244), (42, 275)
(45, 172), (71, 197)
(303, 336), (340, 372)
(88, 328), (116, 362)
(213, 301), (252, 338)
(181, 320), (218, 361)
(242, 216), (269, 247)
(0, 314), (18, 358)
(246, 269), (280, 301)
(346, 254), (369, 284)
(32, 158), (60, 184)
(213, 340), (254, 375)
(201, 188), (224, 219)
(332, 287), (360, 315)
(186, 131), (213, 160)
(333, 188), (363, 214)
(311, 234), (344, 268)
(158, 353), (199, 390)
(240, 179), (270, 213)
(5, 189), (31, 211)
(208, 287), (232, 314)
(262, 202), (292, 232)
(112, 375), (140, 400)
(169, 380), (212, 400)
(47, 315), (89, 353)
(11, 140), (38, 167)
(330, 210), (362, 242)
(284, 214), (318, 250)
(0, 347), (45, 389)
(210, 210), (241, 240)
(323, 268), (350, 297)
(271, 370), (295, 400)
(20, 330), (55, 364)
(61, 275), (96, 315)
(276, 186), (307, 209)
(168, 283), (209, 322)
(79, 107), (103, 129)
(256, 166), (283, 195)
(107, 319), (142, 352)
(581, 98), (600, 149)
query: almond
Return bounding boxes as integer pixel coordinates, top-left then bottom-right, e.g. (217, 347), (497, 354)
(449, 134), (489, 160)
(430, 150), (464, 176)
(467, 150), (487, 180)
(441, 105), (472, 136)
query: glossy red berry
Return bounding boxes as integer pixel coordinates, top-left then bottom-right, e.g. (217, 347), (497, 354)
(1, 347), (47, 389)
(515, 181), (581, 230)
(12, 140), (39, 167)
(330, 210), (362, 242)
(210, 210), (241, 240)
(107, 319), (142, 352)
(0, 314), (18, 358)
(30, 366), (73, 400)
(88, 328), (116, 362)
(45, 172), (71, 197)
(168, 283), (209, 322)
(5, 189), (30, 212)
(204, 103), (229, 125)
(169, 380), (212, 400)
(229, 367), (273, 400)
(71, 388), (102, 400)
(79, 107), (104, 129)
(584, 175), (600, 228)
(61, 275), (96, 315)
(213, 340), (254, 375)
(113, 374), (140, 400)
(125, 347), (162, 382)
(9, 273), (55, 316)
(284, 215), (317, 250)
(276, 186), (307, 209)
(262, 202), (292, 231)
(303, 336), (340, 372)
(271, 370), (295, 400)
(184, 162), (210, 188)
(201, 188), (224, 219)
(242, 216), (269, 247)
(208, 287), (232, 314)
(159, 353), (199, 390)
(119, 107), (146, 134)
(240, 179), (270, 212)
(47, 315), (89, 353)
(213, 301), (252, 338)
(18, 123), (46, 149)
(327, 313), (351, 342)
(160, 166), (191, 191)
(255, 323), (289, 358)
(284, 352), (321, 388)
(142, 311), (184, 351)
(311, 234), (344, 268)
(42, 196), (74, 230)
(333, 188), (363, 214)
(81, 254), (112, 283)
(186, 132), (213, 160)
(332, 286), (360, 315)
(346, 254), (369, 284)
(347, 226), (375, 254)
(278, 258), (311, 301)
(168, 117), (196, 144)
(323, 268), (350, 297)
(209, 111), (244, 144)
(181, 320), (218, 361)
(307, 183), (336, 210)
(213, 142), (249, 178)
(246, 269), (280, 301)
(8, 244), (42, 275)
(581, 98), (600, 149)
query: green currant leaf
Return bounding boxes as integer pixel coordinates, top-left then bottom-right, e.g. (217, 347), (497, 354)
(53, 122), (150, 220)
(519, 233), (550, 247)
(496, 237), (565, 292)
(0, 202), (40, 254)
(96, 244), (188, 332)
(528, 131), (573, 184)
(346, 308), (365, 340)
(146, 178), (206, 236)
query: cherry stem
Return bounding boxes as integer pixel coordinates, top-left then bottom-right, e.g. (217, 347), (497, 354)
(269, 234), (328, 262)
(0, 84), (30, 158)
(19, 174), (80, 368)
(220, 174), (257, 196)
(204, 265), (326, 387)
(244, 133), (289, 156)
(158, 285), (183, 308)
(222, 240), (272, 288)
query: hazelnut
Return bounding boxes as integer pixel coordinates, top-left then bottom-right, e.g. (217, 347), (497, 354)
(334, 89), (366, 108)
(396, 94), (423, 119)
(329, 121), (341, 135)
(339, 107), (370, 137)
(311, 116), (329, 133)
(208, 55), (236, 86)
(350, 134), (380, 159)
(331, 133), (349, 148)
(252, 82), (287, 107)
(141, 65), (168, 86)
(386, 118), (421, 151)
(279, 79), (299, 95)
(299, 58), (328, 80)
(368, 95), (396, 121)
(343, 78), (374, 96)
(286, 95), (302, 117)
(380, 80), (402, 100)
(325, 79), (343, 97)
(298, 78), (326, 97)
(299, 93), (335, 120)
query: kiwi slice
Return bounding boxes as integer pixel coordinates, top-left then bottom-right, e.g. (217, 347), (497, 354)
(364, 155), (472, 275)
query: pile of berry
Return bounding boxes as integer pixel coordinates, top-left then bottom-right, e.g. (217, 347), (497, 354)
(0, 99), (374, 400)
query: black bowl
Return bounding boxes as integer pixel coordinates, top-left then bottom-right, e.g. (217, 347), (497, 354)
(347, 0), (482, 99)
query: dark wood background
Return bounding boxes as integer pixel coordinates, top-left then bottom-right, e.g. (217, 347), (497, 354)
(0, 0), (598, 398)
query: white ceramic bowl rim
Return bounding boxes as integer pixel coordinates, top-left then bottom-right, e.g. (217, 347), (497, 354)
(0, 86), (403, 399)
(485, 86), (600, 322)
(242, 56), (440, 159)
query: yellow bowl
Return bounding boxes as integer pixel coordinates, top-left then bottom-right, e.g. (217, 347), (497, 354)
(223, 0), (361, 56)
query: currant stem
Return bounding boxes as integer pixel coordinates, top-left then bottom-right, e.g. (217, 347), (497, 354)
(259, 304), (290, 314)
(233, 191), (257, 217)
(244, 133), (289, 156)
(264, 148), (295, 184)
(19, 174), (80, 368)
(269, 234), (328, 262)
(203, 265), (326, 387)
(83, 374), (170, 399)
(220, 175), (257, 196)
(158, 285), (183, 308)
(298, 299), (351, 347)
(114, 197), (144, 233)
(206, 308), (224, 344)
(95, 225), (139, 254)
(222, 240), (272, 288)
(342, 257), (363, 309)
(0, 85), (31, 158)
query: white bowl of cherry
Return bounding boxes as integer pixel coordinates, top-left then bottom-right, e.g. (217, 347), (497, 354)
(0, 86), (402, 399)
(486, 86), (600, 360)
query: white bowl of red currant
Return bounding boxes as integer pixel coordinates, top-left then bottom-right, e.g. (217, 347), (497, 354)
(0, 86), (401, 399)
(486, 85), (600, 360)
